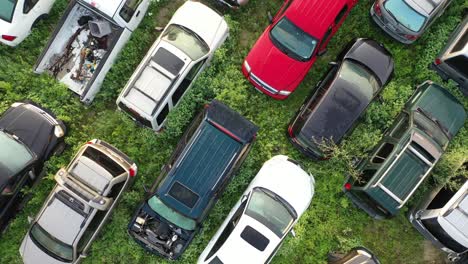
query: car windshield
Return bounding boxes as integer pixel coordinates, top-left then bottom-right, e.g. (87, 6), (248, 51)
(148, 196), (196, 231)
(0, 0), (16, 22)
(270, 17), (318, 61)
(162, 24), (210, 61)
(245, 188), (295, 237)
(384, 0), (427, 32)
(0, 131), (33, 178)
(340, 60), (380, 95)
(414, 111), (449, 147)
(30, 223), (73, 262)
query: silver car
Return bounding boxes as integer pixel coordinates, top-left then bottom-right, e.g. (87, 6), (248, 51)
(19, 139), (137, 264)
(409, 163), (468, 263)
(431, 15), (467, 96)
(370, 0), (452, 44)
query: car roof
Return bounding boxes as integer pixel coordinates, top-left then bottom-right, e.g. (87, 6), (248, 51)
(213, 215), (282, 263)
(157, 100), (258, 220)
(37, 195), (86, 245)
(405, 0), (443, 16)
(410, 83), (466, 138)
(157, 121), (241, 220)
(343, 39), (394, 85)
(365, 132), (440, 213)
(299, 78), (373, 145)
(286, 0), (350, 38)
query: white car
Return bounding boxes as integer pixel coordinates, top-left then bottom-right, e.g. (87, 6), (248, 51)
(116, 0), (229, 131)
(0, 0), (56, 46)
(198, 155), (315, 264)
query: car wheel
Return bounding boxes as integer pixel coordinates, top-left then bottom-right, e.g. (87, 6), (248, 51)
(31, 14), (48, 30)
(327, 252), (344, 262)
(54, 141), (67, 156)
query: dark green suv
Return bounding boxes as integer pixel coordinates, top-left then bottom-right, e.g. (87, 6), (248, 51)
(343, 81), (466, 219)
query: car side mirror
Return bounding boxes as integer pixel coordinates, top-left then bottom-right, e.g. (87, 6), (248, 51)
(267, 12), (273, 24)
(143, 184), (150, 194)
(290, 229), (296, 238)
(317, 49), (327, 56)
(27, 216), (34, 225)
(28, 170), (36, 181)
(241, 194), (248, 203)
(328, 61), (338, 66)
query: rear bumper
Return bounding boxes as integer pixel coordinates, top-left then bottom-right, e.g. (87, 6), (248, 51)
(370, 9), (414, 44)
(343, 179), (389, 220)
(287, 134), (325, 160)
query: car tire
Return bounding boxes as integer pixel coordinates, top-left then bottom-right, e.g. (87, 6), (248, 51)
(31, 14), (48, 30)
(54, 141), (67, 156)
(327, 252), (344, 262)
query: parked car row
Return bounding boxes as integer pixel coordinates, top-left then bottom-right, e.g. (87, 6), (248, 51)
(1, 0), (466, 263)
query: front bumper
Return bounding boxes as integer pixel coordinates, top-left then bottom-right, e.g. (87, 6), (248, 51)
(242, 64), (290, 100)
(370, 8), (415, 45)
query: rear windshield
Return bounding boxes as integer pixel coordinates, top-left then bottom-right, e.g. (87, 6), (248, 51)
(83, 146), (125, 176)
(0, 0), (17, 22)
(384, 0), (426, 32)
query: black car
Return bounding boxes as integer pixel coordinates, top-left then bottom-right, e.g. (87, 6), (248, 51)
(288, 38), (394, 160)
(0, 102), (66, 232)
(128, 100), (258, 260)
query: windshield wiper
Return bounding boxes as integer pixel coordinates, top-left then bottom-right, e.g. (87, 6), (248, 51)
(416, 108), (451, 139)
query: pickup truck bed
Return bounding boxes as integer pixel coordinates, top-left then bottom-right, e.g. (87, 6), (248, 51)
(35, 2), (123, 96)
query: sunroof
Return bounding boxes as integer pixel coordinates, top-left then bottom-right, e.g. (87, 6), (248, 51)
(169, 181), (199, 208)
(240, 225), (270, 251)
(152, 47), (184, 76)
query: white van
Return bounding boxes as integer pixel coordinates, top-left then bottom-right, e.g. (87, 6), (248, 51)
(116, 1), (229, 131)
(0, 0), (56, 46)
(33, 0), (150, 104)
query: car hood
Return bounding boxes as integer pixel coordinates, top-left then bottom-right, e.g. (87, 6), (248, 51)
(20, 235), (68, 264)
(212, 215), (282, 264)
(250, 155), (314, 216)
(0, 105), (54, 157)
(246, 33), (312, 92)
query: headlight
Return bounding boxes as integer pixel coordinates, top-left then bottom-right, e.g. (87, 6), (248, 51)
(243, 60), (251, 73)
(278, 90), (291, 96)
(54, 125), (65, 138)
(11, 102), (23, 108)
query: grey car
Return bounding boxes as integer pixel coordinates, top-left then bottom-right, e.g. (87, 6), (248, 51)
(431, 15), (467, 96)
(19, 139), (137, 264)
(370, 0), (452, 44)
(408, 163), (468, 263)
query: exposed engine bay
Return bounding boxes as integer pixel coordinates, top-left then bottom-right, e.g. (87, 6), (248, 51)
(129, 210), (192, 259)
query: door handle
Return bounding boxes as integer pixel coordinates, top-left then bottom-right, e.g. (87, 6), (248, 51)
(136, 10), (140, 17)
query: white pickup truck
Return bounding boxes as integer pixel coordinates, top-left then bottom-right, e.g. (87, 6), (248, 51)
(33, 0), (149, 104)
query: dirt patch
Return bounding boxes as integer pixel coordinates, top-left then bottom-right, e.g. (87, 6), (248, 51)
(423, 240), (448, 264)
(239, 30), (251, 48)
(155, 0), (186, 26)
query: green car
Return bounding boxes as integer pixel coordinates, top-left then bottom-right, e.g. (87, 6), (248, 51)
(343, 81), (466, 219)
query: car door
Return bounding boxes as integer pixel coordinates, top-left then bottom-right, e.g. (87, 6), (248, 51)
(114, 0), (150, 31)
(170, 58), (208, 109)
(0, 166), (31, 223)
(318, 3), (349, 53)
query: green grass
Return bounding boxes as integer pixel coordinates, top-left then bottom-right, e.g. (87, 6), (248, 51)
(0, 0), (467, 263)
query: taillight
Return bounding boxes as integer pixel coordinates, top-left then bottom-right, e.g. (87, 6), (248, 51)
(404, 34), (418, 41)
(344, 183), (352, 190)
(129, 167), (136, 177)
(288, 126), (294, 137)
(87, 141), (93, 145)
(2, 35), (17, 41)
(374, 3), (382, 16)
(434, 58), (442, 65)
